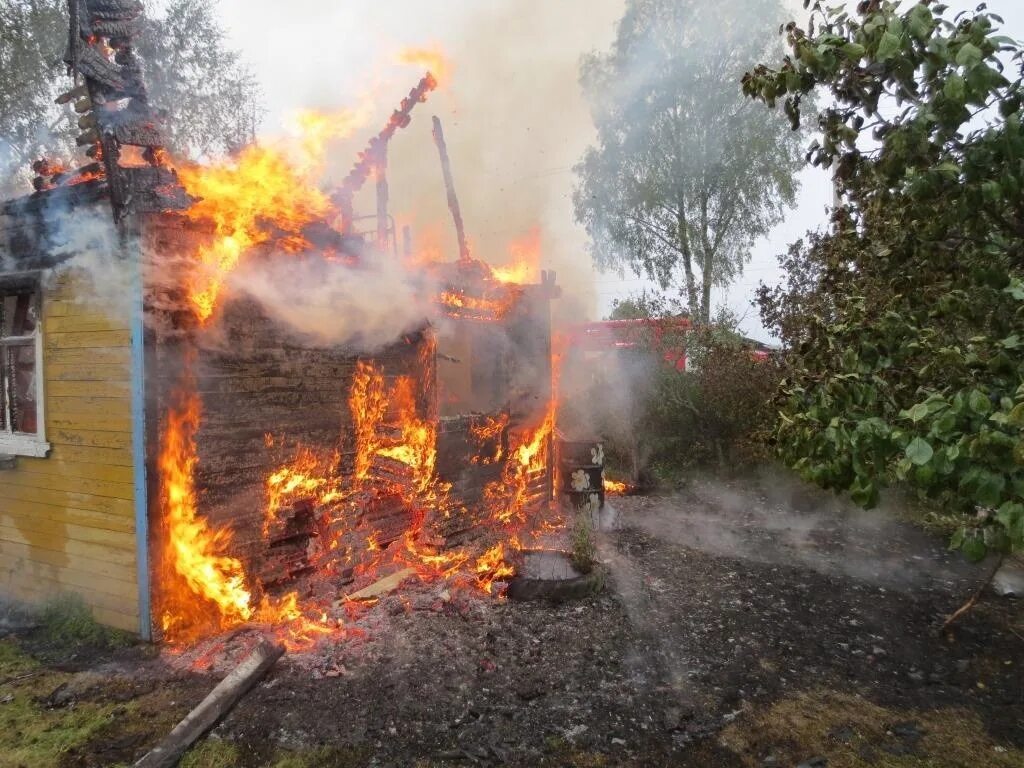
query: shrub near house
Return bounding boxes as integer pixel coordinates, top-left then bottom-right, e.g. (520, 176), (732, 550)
(746, 1), (1024, 558)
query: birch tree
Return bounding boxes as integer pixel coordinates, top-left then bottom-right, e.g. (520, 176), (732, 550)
(574, 0), (804, 322)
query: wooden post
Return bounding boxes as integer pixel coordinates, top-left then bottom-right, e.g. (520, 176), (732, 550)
(431, 116), (470, 262)
(375, 141), (390, 253)
(402, 225), (412, 259)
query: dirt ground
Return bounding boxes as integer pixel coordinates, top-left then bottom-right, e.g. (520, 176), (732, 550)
(3, 469), (1023, 767)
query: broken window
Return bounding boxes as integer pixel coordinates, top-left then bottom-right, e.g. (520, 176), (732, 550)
(0, 275), (49, 457)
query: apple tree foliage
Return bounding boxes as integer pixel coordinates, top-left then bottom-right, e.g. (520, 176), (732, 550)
(744, 1), (1024, 559)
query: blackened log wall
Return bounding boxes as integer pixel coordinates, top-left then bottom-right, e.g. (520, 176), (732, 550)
(191, 298), (425, 565)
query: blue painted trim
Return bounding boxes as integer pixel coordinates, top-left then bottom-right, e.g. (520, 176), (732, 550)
(129, 252), (151, 640)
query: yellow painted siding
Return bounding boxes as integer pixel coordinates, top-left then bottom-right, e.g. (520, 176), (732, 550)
(0, 268), (139, 633)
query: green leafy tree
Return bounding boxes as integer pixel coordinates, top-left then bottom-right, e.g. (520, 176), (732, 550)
(573, 0), (806, 323)
(0, 0), (71, 192)
(0, 0), (259, 197)
(135, 0), (260, 159)
(746, 1), (1024, 559)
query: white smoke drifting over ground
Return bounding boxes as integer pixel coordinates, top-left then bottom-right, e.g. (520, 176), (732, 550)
(616, 466), (980, 593)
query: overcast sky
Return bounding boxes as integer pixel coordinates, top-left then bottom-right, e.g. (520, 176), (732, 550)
(213, 0), (1024, 340)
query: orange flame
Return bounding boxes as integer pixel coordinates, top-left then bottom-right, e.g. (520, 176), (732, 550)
(376, 376), (437, 494)
(603, 479), (629, 495)
(289, 105), (373, 175)
(176, 106), (368, 323)
(177, 146), (331, 322)
(483, 407), (555, 526)
(474, 543), (516, 594)
(439, 289), (516, 320)
(397, 45), (452, 85)
(491, 226), (541, 284)
(159, 386), (252, 641)
(351, 361), (388, 482)
(265, 444), (342, 535)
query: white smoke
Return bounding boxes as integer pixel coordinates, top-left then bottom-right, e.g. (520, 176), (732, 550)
(39, 198), (133, 320)
(217, 0), (628, 329)
(228, 249), (439, 351)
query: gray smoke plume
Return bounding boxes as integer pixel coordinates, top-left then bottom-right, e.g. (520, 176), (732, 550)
(229, 249), (440, 351)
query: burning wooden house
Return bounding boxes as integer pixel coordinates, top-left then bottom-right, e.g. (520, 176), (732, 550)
(0, 0), (558, 642)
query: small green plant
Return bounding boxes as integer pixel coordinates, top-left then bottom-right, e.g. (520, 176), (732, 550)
(571, 513), (596, 574)
(40, 594), (132, 650)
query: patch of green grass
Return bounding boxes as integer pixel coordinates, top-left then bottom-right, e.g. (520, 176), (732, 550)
(180, 740), (243, 768)
(177, 743), (375, 768)
(39, 594), (133, 650)
(720, 689), (1024, 768)
(0, 642), (119, 768)
(539, 736), (610, 767)
(571, 513), (596, 574)
(0, 640), (190, 768)
(0, 638), (39, 678)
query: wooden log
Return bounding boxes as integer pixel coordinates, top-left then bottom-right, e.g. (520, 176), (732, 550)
(431, 116), (470, 262)
(133, 639), (285, 768)
(342, 567), (417, 602)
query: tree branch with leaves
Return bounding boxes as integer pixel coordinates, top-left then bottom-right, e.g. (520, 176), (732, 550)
(747, 0), (1024, 560)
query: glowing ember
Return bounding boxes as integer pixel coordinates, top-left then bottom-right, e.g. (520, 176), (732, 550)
(471, 414), (508, 465)
(256, 592), (339, 652)
(603, 479), (629, 495)
(439, 289), (516, 320)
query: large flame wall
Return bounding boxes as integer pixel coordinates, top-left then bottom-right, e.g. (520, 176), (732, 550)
(141, 217), (556, 643)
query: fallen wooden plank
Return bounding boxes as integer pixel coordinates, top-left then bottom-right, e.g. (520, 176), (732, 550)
(133, 639), (284, 768)
(342, 567), (418, 601)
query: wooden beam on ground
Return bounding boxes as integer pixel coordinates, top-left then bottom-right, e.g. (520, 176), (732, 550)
(342, 566), (418, 602)
(133, 639), (285, 768)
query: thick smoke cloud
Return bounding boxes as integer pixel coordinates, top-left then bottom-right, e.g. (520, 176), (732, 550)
(229, 250), (439, 351)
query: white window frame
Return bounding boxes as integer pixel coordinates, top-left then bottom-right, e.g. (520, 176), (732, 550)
(0, 271), (50, 458)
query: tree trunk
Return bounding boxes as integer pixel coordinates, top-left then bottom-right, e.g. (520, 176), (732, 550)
(698, 193), (714, 324)
(700, 254), (713, 325)
(677, 207), (698, 313)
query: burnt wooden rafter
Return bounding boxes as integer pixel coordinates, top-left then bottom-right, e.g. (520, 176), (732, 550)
(331, 73), (438, 233)
(52, 0), (190, 222)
